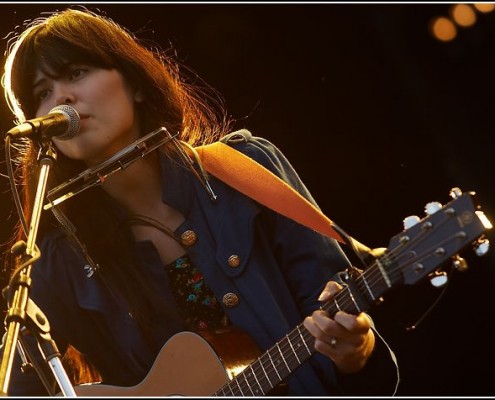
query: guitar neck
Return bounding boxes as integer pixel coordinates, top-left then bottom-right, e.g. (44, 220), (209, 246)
(213, 321), (314, 396)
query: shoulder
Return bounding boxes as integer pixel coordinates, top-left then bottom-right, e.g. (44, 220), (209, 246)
(221, 129), (283, 158)
(219, 129), (311, 196)
(220, 129), (296, 175)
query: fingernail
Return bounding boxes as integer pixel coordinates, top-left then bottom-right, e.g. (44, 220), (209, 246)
(318, 290), (330, 301)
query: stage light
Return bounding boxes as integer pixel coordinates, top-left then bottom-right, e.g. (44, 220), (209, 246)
(430, 16), (457, 42)
(450, 4), (477, 27)
(474, 3), (495, 13)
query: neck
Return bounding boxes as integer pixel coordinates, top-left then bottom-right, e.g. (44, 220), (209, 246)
(101, 152), (163, 216)
(100, 150), (186, 264)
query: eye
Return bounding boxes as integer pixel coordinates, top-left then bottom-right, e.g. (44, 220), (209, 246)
(69, 67), (88, 80)
(33, 88), (51, 104)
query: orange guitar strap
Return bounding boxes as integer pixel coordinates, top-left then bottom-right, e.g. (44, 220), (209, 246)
(193, 142), (345, 244)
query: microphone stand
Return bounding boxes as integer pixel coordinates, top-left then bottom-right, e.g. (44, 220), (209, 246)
(0, 141), (76, 396)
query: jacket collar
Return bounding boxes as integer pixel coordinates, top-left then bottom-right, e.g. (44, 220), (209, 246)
(158, 150), (196, 216)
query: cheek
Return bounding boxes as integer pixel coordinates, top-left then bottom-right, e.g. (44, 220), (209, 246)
(95, 84), (137, 126)
(104, 101), (137, 135)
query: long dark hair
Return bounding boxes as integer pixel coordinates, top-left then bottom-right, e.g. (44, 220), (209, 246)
(2, 6), (232, 383)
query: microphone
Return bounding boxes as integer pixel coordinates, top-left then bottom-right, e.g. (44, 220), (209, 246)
(6, 104), (80, 141)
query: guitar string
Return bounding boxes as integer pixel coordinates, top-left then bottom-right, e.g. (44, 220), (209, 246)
(220, 213), (467, 393)
(217, 324), (315, 395)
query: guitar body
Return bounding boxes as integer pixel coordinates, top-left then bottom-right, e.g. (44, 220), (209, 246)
(73, 327), (262, 396)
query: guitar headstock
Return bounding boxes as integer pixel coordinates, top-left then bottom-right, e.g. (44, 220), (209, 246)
(384, 188), (492, 287)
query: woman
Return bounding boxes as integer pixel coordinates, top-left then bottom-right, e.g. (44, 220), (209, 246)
(1, 7), (399, 396)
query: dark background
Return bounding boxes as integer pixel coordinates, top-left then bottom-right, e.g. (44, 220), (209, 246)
(0, 2), (494, 396)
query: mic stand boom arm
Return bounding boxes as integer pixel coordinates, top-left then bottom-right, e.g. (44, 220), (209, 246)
(0, 142), (76, 396)
(43, 127), (174, 210)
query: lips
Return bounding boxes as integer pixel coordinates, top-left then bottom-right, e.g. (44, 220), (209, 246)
(78, 114), (89, 127)
(75, 113), (89, 135)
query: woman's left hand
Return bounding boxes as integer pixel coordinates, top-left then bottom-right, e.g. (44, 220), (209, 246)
(303, 280), (375, 374)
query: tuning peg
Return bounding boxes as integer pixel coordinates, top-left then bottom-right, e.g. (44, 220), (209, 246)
(452, 255), (468, 272)
(449, 187), (463, 199)
(403, 215), (420, 230)
(425, 201), (443, 215)
(429, 270), (448, 287)
(474, 238), (490, 257)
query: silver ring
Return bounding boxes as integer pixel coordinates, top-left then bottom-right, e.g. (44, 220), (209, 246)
(330, 337), (337, 348)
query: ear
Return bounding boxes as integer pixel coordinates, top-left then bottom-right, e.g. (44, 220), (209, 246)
(134, 89), (144, 103)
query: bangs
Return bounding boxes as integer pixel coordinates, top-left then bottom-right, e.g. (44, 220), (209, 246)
(12, 32), (113, 118)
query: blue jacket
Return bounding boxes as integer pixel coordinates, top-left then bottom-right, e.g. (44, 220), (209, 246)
(5, 130), (399, 396)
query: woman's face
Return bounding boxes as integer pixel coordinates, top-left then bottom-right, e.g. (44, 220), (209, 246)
(32, 63), (142, 166)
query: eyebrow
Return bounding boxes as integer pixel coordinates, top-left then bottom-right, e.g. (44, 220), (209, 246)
(32, 76), (47, 93)
(31, 66), (62, 93)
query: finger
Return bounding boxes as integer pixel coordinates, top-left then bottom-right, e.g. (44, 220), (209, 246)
(334, 311), (372, 334)
(306, 310), (349, 342)
(309, 310), (370, 350)
(306, 317), (358, 360)
(318, 281), (344, 302)
(304, 315), (342, 359)
(313, 337), (346, 358)
(304, 311), (336, 342)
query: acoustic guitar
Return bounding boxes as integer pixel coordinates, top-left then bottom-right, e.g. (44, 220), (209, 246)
(72, 189), (491, 396)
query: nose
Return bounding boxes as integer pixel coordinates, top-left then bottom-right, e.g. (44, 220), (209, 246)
(53, 82), (76, 106)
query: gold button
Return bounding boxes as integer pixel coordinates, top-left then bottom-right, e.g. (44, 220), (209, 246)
(180, 230), (197, 246)
(222, 293), (239, 308)
(227, 254), (241, 268)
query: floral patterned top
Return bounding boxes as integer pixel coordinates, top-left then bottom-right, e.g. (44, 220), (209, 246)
(165, 254), (227, 331)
